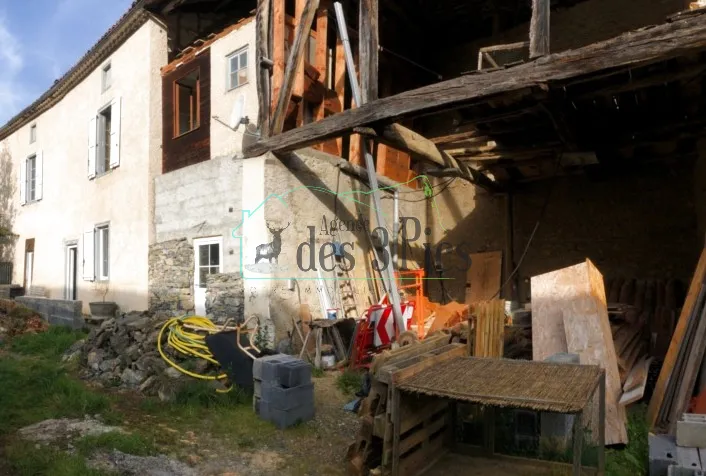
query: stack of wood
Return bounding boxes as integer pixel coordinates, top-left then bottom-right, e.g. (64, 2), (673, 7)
(468, 299), (506, 358)
(347, 334), (465, 475)
(648, 248), (706, 434)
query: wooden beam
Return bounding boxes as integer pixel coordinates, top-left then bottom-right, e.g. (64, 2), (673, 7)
(256, 0), (272, 138)
(245, 12), (706, 156)
(359, 0), (379, 102)
(529, 0), (550, 58)
(271, 0), (285, 116)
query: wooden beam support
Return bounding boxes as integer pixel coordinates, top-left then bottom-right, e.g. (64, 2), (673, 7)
(359, 0), (379, 102)
(271, 0), (285, 115)
(245, 13), (706, 156)
(256, 0), (272, 138)
(529, 0), (550, 58)
(271, 0), (320, 134)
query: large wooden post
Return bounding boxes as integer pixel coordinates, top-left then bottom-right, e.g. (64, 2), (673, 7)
(530, 0), (550, 58)
(256, 0), (272, 138)
(359, 0), (379, 103)
(271, 0), (286, 117)
(271, 0), (321, 134)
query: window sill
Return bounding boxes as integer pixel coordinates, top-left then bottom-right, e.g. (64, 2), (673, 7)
(227, 81), (249, 93)
(22, 199), (42, 207)
(92, 168), (117, 180)
(173, 127), (201, 140)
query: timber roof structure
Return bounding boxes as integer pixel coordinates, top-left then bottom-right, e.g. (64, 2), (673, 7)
(397, 357), (603, 413)
(246, 8), (706, 187)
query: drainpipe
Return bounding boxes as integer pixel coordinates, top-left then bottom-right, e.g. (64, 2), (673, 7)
(333, 2), (405, 334)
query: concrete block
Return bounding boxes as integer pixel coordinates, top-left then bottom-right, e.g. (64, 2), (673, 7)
(252, 354), (296, 382)
(261, 382), (314, 411)
(258, 400), (315, 429)
(676, 446), (702, 471)
(677, 414), (706, 448)
(650, 434), (678, 476)
(277, 359), (312, 388)
(668, 466), (704, 476)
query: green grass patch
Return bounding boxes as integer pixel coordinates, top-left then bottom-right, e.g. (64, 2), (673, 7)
(0, 357), (109, 434)
(336, 370), (362, 396)
(4, 440), (106, 476)
(173, 380), (250, 408)
(75, 431), (156, 457)
(10, 326), (87, 359)
(311, 367), (325, 378)
(606, 405), (648, 476)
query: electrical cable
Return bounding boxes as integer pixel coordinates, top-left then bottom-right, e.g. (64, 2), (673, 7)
(382, 178), (457, 203)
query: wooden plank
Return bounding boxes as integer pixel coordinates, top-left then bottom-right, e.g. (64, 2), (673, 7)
(391, 388), (402, 476)
(271, 0), (285, 116)
(473, 300), (505, 358)
(271, 0), (320, 134)
(648, 247), (706, 429)
(244, 13), (706, 157)
(256, 0), (272, 138)
(399, 414), (447, 454)
(532, 259), (627, 445)
(619, 356), (653, 406)
(398, 436), (446, 476)
(529, 0), (550, 58)
(466, 251), (503, 303)
(359, 0), (379, 103)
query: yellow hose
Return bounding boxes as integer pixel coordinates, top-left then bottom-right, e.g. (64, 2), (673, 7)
(157, 316), (231, 392)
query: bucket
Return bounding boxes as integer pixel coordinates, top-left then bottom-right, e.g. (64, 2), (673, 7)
(322, 355), (336, 369)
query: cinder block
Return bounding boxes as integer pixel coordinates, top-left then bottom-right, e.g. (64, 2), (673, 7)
(668, 465), (704, 476)
(252, 354), (296, 381)
(261, 382), (314, 411)
(677, 414), (706, 448)
(276, 359), (312, 388)
(676, 446), (702, 471)
(650, 434), (678, 476)
(258, 400), (315, 429)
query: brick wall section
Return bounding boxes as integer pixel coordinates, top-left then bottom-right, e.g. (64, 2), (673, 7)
(148, 238), (195, 316)
(441, 0), (688, 75)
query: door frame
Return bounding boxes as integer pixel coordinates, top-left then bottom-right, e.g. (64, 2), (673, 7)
(65, 242), (78, 300)
(23, 238), (35, 291)
(193, 236), (224, 315)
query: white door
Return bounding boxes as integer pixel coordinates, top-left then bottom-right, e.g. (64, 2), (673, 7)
(24, 251), (33, 290)
(194, 237), (223, 316)
(65, 246), (78, 300)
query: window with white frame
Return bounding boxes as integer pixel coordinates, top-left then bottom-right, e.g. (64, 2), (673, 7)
(29, 124), (36, 144)
(83, 224), (109, 281)
(88, 97), (121, 178)
(19, 152), (43, 205)
(95, 225), (109, 280)
(102, 63), (112, 92)
(227, 47), (248, 90)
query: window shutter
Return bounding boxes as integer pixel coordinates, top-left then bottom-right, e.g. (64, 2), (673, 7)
(88, 116), (97, 179)
(35, 150), (43, 201)
(19, 157), (26, 205)
(82, 228), (95, 281)
(110, 97), (121, 169)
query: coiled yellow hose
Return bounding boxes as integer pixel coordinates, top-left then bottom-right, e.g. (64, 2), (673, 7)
(157, 316), (231, 391)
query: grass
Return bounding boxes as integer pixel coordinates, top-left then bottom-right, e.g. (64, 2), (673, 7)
(4, 441), (105, 476)
(336, 370), (363, 396)
(75, 431), (157, 457)
(10, 326), (87, 359)
(606, 405), (648, 476)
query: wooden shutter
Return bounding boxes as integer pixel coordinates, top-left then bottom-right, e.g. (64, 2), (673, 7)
(110, 96), (121, 169)
(35, 150), (43, 201)
(82, 228), (95, 281)
(19, 157), (26, 205)
(88, 116), (97, 179)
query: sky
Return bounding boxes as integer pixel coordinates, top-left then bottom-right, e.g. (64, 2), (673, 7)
(0, 0), (134, 126)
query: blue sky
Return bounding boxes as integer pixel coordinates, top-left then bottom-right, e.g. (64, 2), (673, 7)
(0, 0), (134, 126)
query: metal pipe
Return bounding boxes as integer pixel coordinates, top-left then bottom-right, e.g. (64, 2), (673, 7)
(333, 1), (404, 334)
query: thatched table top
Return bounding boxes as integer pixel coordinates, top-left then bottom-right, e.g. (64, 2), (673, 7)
(397, 357), (603, 414)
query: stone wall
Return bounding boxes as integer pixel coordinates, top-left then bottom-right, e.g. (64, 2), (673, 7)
(205, 272), (244, 324)
(148, 238), (194, 316)
(15, 296), (84, 329)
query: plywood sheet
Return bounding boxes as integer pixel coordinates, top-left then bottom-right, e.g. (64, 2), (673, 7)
(531, 259), (627, 445)
(466, 251), (502, 303)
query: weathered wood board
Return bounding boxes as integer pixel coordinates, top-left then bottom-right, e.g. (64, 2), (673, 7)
(466, 251), (503, 303)
(532, 259), (627, 445)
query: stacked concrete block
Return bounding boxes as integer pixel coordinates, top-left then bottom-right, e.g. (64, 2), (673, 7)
(650, 434), (678, 476)
(253, 354), (314, 429)
(677, 414), (706, 448)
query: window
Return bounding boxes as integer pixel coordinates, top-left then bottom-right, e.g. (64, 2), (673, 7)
(88, 97), (121, 178)
(102, 63), (112, 92)
(97, 105), (112, 174)
(29, 124), (36, 144)
(174, 69), (200, 136)
(25, 155), (36, 202)
(95, 225), (109, 281)
(227, 48), (248, 90)
(197, 242), (221, 287)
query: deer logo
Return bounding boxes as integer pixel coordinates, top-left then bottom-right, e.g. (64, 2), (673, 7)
(255, 222), (290, 264)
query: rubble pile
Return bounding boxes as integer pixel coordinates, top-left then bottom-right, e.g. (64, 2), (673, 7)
(0, 298), (48, 338)
(71, 312), (213, 400)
